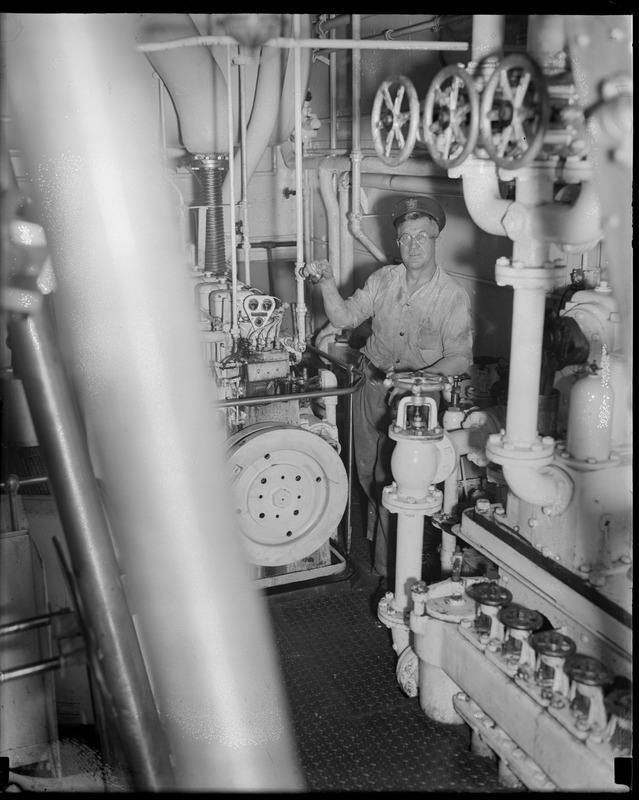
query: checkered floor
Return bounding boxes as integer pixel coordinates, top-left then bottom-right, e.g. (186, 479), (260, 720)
(265, 496), (517, 793)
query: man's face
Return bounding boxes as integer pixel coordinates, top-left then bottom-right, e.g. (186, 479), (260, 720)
(397, 216), (439, 270)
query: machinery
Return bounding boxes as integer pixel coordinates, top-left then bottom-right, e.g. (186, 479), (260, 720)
(0, 12), (632, 794)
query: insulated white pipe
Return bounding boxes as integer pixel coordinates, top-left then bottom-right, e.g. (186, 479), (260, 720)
(338, 172), (354, 295)
(394, 515), (426, 613)
(318, 162), (341, 282)
(223, 42), (284, 202)
(505, 286), (547, 444)
(502, 464), (571, 509)
(349, 16), (388, 266)
(471, 15), (505, 63)
(451, 158), (513, 235)
(139, 13), (229, 154)
(530, 181), (603, 248)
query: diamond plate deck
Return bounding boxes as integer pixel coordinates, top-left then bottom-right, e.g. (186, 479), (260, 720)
(267, 500), (517, 792)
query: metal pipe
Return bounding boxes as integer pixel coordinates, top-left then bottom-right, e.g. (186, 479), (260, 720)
(338, 172), (353, 295)
(471, 15), (505, 65)
(318, 162), (341, 281)
(360, 173), (465, 197)
(226, 46), (240, 346)
(293, 14), (307, 350)
(238, 52), (252, 285)
(329, 22), (338, 150)
(6, 14), (304, 791)
(363, 15), (468, 41)
(0, 610), (72, 636)
(139, 35), (469, 54)
(1, 648), (86, 683)
(8, 303), (174, 791)
(348, 16), (388, 266)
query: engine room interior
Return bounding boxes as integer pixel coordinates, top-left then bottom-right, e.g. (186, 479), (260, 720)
(0, 13), (633, 794)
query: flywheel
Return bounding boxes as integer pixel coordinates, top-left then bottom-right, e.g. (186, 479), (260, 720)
(227, 424), (348, 566)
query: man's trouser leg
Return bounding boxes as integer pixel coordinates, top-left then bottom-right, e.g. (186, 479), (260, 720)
(353, 358), (395, 581)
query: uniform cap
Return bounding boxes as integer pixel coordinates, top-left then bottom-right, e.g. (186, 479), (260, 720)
(391, 196), (446, 232)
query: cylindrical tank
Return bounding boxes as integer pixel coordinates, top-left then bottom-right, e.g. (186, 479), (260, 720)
(566, 367), (614, 461)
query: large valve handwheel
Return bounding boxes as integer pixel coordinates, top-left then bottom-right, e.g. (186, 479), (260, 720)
(371, 74), (420, 166)
(423, 65), (480, 169)
(479, 53), (550, 170)
(227, 424), (348, 566)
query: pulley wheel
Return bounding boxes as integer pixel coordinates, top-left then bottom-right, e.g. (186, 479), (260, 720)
(227, 424), (348, 566)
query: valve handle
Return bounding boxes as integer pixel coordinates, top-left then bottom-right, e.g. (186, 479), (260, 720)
(497, 603), (543, 631)
(530, 630), (576, 658)
(466, 581), (513, 607)
(479, 53), (550, 170)
(423, 65), (480, 169)
(371, 74), (420, 166)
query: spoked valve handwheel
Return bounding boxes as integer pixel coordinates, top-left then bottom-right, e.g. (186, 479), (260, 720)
(423, 65), (480, 169)
(479, 53), (550, 170)
(371, 74), (420, 167)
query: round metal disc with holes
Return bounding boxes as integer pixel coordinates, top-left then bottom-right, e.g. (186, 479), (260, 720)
(465, 581), (512, 607)
(497, 603), (543, 631)
(227, 424), (348, 566)
(530, 630), (576, 659)
(563, 654), (613, 687)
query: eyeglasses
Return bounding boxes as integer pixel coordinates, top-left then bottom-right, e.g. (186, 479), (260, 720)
(397, 231), (438, 247)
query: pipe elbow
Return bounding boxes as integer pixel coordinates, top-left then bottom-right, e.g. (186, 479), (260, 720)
(533, 182), (604, 250)
(449, 160), (513, 237)
(502, 464), (574, 516)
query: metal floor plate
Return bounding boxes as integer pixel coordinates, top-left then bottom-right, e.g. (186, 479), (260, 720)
(267, 514), (518, 793)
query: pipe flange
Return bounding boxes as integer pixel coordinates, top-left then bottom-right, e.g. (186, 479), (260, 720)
(377, 592), (409, 630)
(381, 484), (443, 515)
(486, 433), (555, 468)
(495, 259), (567, 291)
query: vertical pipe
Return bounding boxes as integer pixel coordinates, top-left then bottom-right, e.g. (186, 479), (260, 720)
(329, 21), (338, 151)
(338, 172), (353, 296)
(504, 287), (547, 444)
(226, 46), (240, 344)
(393, 516), (425, 612)
(6, 14), (304, 790)
(238, 53), (252, 286)
(471, 15), (505, 64)
(293, 14), (307, 348)
(8, 305), (173, 792)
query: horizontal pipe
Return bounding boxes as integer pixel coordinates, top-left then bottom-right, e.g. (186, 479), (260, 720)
(1, 648), (85, 683)
(139, 35), (469, 53)
(360, 174), (465, 197)
(0, 610), (72, 636)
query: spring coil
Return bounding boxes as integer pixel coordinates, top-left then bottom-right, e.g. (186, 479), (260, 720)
(196, 157), (228, 276)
